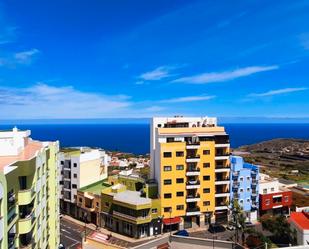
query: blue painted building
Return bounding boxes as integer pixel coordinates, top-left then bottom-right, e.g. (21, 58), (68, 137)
(230, 156), (259, 222)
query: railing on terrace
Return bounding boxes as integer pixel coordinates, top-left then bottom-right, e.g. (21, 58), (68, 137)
(186, 154), (200, 159)
(186, 206), (200, 212)
(113, 211), (150, 221)
(186, 194), (200, 199)
(187, 167), (200, 172)
(186, 180), (200, 185)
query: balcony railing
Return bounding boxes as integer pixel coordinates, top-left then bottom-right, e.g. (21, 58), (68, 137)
(186, 180), (200, 185)
(215, 190), (229, 194)
(215, 177), (230, 181)
(186, 154), (200, 159)
(186, 206), (200, 213)
(113, 211), (151, 222)
(186, 194), (200, 199)
(187, 167), (200, 172)
(215, 164), (230, 169)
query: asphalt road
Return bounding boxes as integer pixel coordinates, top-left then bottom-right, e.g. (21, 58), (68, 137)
(60, 219), (86, 249)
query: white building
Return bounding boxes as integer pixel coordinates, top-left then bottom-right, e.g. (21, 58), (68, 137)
(59, 147), (110, 215)
(289, 211), (309, 246)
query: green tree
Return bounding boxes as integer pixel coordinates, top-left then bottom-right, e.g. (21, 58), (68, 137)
(230, 199), (246, 244)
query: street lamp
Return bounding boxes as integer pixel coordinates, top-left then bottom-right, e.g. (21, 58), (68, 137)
(84, 212), (88, 242)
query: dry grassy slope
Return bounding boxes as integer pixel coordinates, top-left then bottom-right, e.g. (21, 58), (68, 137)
(234, 138), (309, 183)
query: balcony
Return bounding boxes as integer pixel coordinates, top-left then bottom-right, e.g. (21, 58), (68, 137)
(215, 154), (230, 160)
(215, 190), (230, 197)
(113, 211), (151, 224)
(186, 141), (200, 149)
(18, 187), (35, 206)
(186, 167), (200, 176)
(8, 233), (17, 249)
(186, 180), (200, 189)
(186, 154), (200, 163)
(215, 177), (230, 185)
(7, 193), (16, 211)
(186, 206), (201, 216)
(215, 205), (228, 211)
(215, 165), (230, 173)
(7, 206), (17, 226)
(186, 194), (200, 203)
(215, 143), (230, 148)
(18, 212), (35, 234)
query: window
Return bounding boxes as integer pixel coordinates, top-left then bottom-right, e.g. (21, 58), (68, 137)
(164, 179), (172, 185)
(284, 196), (289, 202)
(203, 188), (210, 193)
(176, 178), (184, 183)
(59, 181), (63, 185)
(271, 187), (274, 192)
(265, 199), (270, 205)
(164, 207), (172, 212)
(157, 124), (162, 128)
(203, 175), (210, 181)
(164, 166), (172, 171)
(105, 202), (110, 207)
(203, 201), (210, 206)
(73, 163), (77, 167)
(163, 152), (172, 158)
(263, 189), (267, 194)
(176, 165), (184, 170)
(79, 198), (83, 203)
(164, 193), (172, 199)
(167, 137), (175, 143)
(96, 202), (99, 207)
(176, 192), (184, 197)
(176, 151), (184, 157)
(74, 195), (77, 200)
(203, 150), (210, 155)
(240, 177), (244, 181)
(72, 184), (77, 189)
(240, 199), (244, 204)
(203, 163), (210, 168)
(74, 174), (77, 178)
(240, 188), (244, 193)
(176, 205), (184, 210)
(247, 198), (250, 203)
(247, 176), (250, 181)
(247, 188), (250, 192)
(61, 161), (64, 165)
(152, 208), (158, 214)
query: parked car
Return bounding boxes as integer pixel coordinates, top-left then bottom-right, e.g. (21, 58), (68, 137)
(245, 222), (254, 228)
(174, 230), (189, 237)
(208, 223), (226, 233)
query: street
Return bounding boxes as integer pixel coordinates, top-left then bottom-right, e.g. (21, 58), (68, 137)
(60, 219), (85, 248)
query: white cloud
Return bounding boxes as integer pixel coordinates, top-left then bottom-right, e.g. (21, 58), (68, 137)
(14, 48), (40, 64)
(172, 65), (279, 84)
(160, 95), (215, 103)
(0, 83), (132, 119)
(139, 66), (175, 81)
(144, 106), (165, 112)
(249, 87), (308, 97)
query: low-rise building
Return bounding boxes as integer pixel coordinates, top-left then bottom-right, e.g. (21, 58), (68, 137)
(230, 156), (259, 222)
(289, 211), (309, 246)
(0, 127), (59, 249)
(59, 147), (109, 216)
(259, 173), (292, 216)
(101, 174), (161, 238)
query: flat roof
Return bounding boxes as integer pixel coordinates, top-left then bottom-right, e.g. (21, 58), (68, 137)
(290, 212), (309, 230)
(113, 190), (151, 206)
(79, 180), (110, 195)
(0, 140), (44, 171)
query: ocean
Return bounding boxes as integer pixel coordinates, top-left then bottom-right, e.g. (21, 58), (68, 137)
(1, 123), (309, 155)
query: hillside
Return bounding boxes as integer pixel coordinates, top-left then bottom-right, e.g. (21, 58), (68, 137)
(233, 138), (309, 185)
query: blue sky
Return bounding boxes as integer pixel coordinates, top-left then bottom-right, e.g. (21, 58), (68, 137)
(0, 0), (308, 120)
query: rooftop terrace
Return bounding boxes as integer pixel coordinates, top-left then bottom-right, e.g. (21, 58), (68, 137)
(79, 179), (110, 195)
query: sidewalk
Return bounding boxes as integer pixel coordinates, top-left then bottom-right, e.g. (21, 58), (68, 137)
(62, 214), (165, 245)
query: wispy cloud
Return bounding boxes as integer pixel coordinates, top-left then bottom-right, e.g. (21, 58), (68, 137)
(160, 95), (215, 103)
(0, 48), (40, 67)
(172, 65), (279, 84)
(248, 87), (308, 97)
(0, 83), (132, 119)
(139, 65), (177, 81)
(14, 48), (40, 64)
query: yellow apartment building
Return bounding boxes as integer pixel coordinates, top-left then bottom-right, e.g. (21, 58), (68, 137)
(150, 117), (230, 230)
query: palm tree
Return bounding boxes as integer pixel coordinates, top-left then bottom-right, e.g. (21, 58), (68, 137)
(230, 199), (246, 244)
